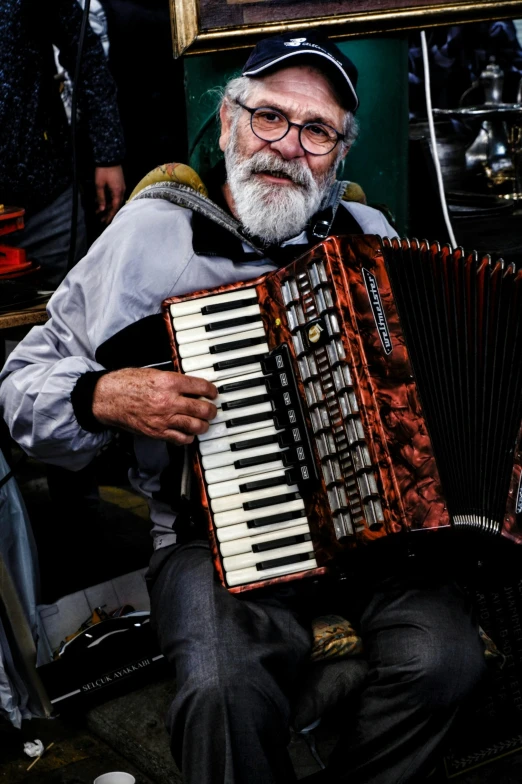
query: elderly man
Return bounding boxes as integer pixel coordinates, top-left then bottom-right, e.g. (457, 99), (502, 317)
(0, 30), (485, 784)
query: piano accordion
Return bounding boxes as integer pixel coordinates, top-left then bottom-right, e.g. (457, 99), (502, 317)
(163, 234), (522, 593)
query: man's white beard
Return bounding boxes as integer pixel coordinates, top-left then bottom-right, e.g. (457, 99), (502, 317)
(225, 139), (334, 245)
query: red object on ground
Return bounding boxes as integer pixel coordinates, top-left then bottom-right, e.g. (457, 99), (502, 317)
(0, 205), (38, 278)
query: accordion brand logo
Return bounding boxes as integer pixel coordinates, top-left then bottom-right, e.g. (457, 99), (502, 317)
(362, 268), (393, 355)
(308, 323), (323, 343)
(299, 317), (329, 350)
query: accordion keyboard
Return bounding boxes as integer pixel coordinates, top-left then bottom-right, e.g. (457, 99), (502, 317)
(170, 289), (319, 588)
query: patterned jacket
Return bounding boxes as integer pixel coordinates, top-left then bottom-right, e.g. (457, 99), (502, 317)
(0, 0), (125, 215)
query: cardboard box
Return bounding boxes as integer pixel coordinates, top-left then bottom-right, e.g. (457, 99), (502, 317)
(36, 569), (166, 710)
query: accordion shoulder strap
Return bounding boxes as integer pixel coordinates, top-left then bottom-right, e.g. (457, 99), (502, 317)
(311, 180), (363, 239)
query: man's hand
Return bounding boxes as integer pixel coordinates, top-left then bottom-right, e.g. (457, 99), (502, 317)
(94, 165), (126, 225)
(92, 368), (218, 445)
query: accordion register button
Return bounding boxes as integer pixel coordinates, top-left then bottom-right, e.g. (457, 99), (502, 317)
(335, 365), (353, 392)
(324, 313), (341, 337)
(321, 458), (342, 487)
(315, 431), (337, 460)
(327, 485), (349, 513)
(307, 353), (319, 378)
(326, 340), (346, 367)
(357, 473), (377, 500)
(298, 356), (311, 381)
(281, 281), (295, 306)
(364, 499), (384, 530)
(315, 287), (334, 314)
(345, 418), (365, 446)
(310, 406), (330, 434)
(289, 278), (300, 301)
(287, 304), (305, 333)
(292, 333), (307, 358)
(308, 262), (328, 290)
(333, 511), (354, 539)
(351, 444), (372, 472)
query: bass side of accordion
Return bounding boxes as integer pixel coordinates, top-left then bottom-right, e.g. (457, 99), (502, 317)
(163, 234), (522, 592)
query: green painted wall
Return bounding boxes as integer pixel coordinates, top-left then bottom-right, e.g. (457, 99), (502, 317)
(184, 36), (409, 233)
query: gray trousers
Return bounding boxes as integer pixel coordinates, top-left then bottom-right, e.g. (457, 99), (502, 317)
(3, 185), (87, 289)
(148, 541), (487, 784)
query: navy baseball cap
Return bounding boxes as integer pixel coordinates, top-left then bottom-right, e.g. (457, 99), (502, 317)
(242, 30), (359, 113)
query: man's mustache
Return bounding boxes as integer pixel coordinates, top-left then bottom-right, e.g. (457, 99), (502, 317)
(241, 153), (312, 188)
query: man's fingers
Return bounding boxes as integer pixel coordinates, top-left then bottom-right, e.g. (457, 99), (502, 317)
(164, 430), (195, 446)
(178, 396), (217, 422)
(169, 414), (210, 436)
(171, 374), (218, 399)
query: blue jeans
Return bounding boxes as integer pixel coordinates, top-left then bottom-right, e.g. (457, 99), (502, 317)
(148, 542), (487, 784)
(3, 185), (87, 289)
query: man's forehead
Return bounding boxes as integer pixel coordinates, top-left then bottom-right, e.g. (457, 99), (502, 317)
(247, 65), (344, 121)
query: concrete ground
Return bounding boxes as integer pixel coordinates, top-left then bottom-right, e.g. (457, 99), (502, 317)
(2, 439), (522, 784)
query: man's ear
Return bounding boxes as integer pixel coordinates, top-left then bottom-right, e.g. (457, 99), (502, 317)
(219, 101), (232, 152)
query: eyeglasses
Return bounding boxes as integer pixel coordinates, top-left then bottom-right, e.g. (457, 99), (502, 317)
(235, 100), (345, 156)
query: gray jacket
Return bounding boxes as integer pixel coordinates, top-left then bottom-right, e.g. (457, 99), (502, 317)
(0, 197), (396, 548)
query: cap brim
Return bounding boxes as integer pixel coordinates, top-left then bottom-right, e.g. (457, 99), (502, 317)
(243, 48), (359, 112)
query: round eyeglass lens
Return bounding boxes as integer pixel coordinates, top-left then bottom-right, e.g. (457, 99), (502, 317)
(251, 109), (338, 154)
(251, 109), (288, 139)
(301, 124), (338, 154)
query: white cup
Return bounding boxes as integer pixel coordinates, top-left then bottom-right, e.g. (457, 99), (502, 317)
(94, 773), (136, 784)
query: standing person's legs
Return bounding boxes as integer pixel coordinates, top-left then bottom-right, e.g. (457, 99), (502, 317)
(323, 574), (488, 784)
(4, 185), (87, 289)
(148, 541), (313, 784)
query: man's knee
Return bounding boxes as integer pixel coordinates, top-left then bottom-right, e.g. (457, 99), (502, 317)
(402, 631), (488, 709)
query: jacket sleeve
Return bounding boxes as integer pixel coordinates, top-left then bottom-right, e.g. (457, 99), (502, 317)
(0, 199), (194, 471)
(51, 0), (125, 166)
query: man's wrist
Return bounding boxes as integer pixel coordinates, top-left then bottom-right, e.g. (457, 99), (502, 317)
(70, 370), (110, 433)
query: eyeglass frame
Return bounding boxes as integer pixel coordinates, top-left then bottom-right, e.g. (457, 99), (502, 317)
(235, 100), (347, 156)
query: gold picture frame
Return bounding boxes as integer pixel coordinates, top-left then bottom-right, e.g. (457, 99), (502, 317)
(170, 0), (522, 57)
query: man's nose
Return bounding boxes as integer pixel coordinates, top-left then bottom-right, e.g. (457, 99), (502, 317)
(269, 125), (306, 159)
